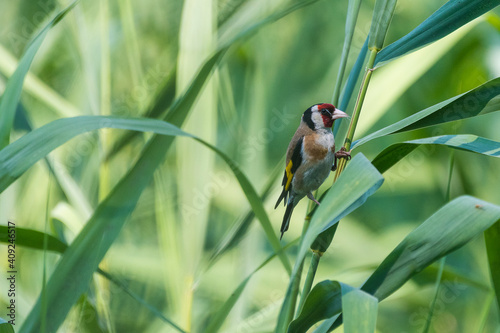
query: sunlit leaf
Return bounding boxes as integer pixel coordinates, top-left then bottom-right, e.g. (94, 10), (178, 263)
(376, 0), (500, 64)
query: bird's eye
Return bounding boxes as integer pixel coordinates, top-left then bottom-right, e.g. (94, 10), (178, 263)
(321, 110), (330, 116)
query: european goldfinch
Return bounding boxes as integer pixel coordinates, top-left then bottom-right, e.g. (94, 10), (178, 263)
(275, 103), (350, 239)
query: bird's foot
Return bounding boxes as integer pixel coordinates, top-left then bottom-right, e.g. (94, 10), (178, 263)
(335, 147), (351, 160)
(307, 192), (320, 205)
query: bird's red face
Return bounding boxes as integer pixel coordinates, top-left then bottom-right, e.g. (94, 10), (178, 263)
(316, 103), (348, 128)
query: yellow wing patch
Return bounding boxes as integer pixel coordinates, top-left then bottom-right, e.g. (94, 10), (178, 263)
(285, 160), (293, 191)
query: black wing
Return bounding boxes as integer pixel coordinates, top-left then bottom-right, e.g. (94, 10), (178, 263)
(275, 137), (303, 208)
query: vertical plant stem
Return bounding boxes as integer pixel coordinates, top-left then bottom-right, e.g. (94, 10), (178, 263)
(477, 292), (494, 333)
(282, 218), (311, 325)
(446, 151), (455, 202)
(183, 276), (194, 332)
(41, 175), (51, 333)
(334, 48), (378, 182)
(422, 257), (446, 333)
(296, 251), (321, 316)
(97, 3), (115, 332)
(423, 151), (454, 333)
(99, 0), (111, 201)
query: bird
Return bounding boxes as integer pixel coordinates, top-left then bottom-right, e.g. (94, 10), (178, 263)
(275, 103), (350, 239)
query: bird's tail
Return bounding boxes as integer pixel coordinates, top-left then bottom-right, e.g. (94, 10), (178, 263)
(280, 199), (295, 240)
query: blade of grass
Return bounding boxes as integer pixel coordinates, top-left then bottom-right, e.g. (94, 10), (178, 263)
(329, 196), (500, 330)
(0, 224), (185, 332)
(298, 196), (500, 331)
(97, 268), (187, 333)
(14, 115), (290, 332)
(0, 1), (78, 149)
(0, 44), (80, 118)
(368, 0), (398, 51)
(107, 0), (320, 160)
(0, 319), (14, 333)
(207, 158), (284, 269)
(0, 225), (67, 253)
(422, 257), (446, 333)
(205, 239), (299, 333)
(371, 135), (500, 174)
(421, 152), (455, 332)
(40, 176), (52, 333)
(356, 21), (476, 137)
(105, 68), (177, 161)
(176, 0), (217, 327)
(0, 115), (292, 268)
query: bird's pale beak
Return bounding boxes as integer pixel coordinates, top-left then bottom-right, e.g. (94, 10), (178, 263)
(331, 109), (348, 120)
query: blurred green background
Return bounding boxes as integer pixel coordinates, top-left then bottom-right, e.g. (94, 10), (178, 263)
(1, 0), (500, 332)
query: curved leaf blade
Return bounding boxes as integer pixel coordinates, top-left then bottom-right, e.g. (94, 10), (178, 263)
(364, 196), (500, 299)
(368, 0), (397, 51)
(371, 135), (500, 174)
(326, 196), (500, 331)
(0, 226), (67, 253)
(205, 240), (297, 333)
(354, 77), (500, 148)
(0, 116), (187, 193)
(289, 281), (377, 333)
(15, 115), (289, 332)
(0, 223), (185, 332)
(0, 320), (14, 333)
(0, 1), (77, 149)
(376, 0), (500, 64)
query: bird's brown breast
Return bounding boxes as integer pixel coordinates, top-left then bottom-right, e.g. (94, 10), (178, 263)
(303, 133), (330, 161)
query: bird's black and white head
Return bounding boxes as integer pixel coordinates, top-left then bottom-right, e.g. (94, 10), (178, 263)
(302, 103), (348, 130)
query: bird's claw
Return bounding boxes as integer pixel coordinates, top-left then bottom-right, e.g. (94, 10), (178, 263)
(335, 147), (352, 160)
